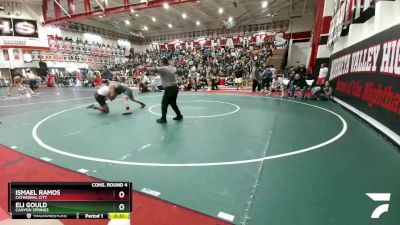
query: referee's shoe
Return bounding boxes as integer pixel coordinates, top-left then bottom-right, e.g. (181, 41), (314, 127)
(173, 115), (183, 121)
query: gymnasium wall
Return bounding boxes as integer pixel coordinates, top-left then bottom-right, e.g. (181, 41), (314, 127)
(287, 41), (310, 66)
(332, 1), (400, 54)
(132, 43), (151, 54)
(328, 0), (400, 145)
(287, 14), (314, 33)
(285, 14), (314, 67)
(0, 3), (48, 69)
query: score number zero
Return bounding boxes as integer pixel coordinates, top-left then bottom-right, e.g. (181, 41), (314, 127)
(118, 191), (126, 211)
(90, 183), (129, 211)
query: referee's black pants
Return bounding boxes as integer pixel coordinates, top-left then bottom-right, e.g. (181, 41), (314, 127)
(252, 79), (259, 92)
(161, 85), (182, 119)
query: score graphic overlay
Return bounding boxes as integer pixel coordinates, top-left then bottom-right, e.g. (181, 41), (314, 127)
(8, 182), (132, 219)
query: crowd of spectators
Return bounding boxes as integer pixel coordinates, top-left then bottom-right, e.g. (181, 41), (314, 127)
(82, 44), (332, 100)
(127, 45), (275, 92)
(6, 41), (332, 101)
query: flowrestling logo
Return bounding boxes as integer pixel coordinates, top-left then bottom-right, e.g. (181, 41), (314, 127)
(366, 193), (391, 219)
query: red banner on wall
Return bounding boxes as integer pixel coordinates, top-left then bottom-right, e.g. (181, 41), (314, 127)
(150, 31), (296, 50)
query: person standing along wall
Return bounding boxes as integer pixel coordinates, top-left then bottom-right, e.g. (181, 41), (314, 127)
(251, 61), (260, 92)
(317, 63), (329, 86)
(102, 66), (113, 83)
(234, 63), (244, 90)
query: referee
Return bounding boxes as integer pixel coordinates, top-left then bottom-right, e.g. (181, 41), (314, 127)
(141, 58), (183, 123)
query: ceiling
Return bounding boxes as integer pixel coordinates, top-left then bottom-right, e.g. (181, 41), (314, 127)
(34, 0), (315, 36)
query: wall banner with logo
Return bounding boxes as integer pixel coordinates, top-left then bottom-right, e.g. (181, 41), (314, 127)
(0, 17), (48, 49)
(150, 32), (290, 50)
(0, 17), (38, 37)
(328, 23), (400, 138)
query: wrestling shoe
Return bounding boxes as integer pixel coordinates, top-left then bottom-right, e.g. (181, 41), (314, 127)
(123, 111), (132, 115)
(156, 118), (167, 123)
(173, 115), (183, 121)
(87, 104), (95, 109)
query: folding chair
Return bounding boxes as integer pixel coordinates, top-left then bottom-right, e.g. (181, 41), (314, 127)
(305, 79), (315, 97)
(306, 79), (314, 87)
(282, 78), (290, 97)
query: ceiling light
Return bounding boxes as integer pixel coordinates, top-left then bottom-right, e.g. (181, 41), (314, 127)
(196, 21), (200, 26)
(125, 20), (130, 25)
(168, 23), (172, 28)
(262, 1), (268, 8)
(135, 13), (139, 17)
(98, 15), (103, 18)
(163, 2), (169, 9)
(182, 13), (187, 19)
(143, 26), (148, 31)
(130, 9), (135, 13)
(152, 17), (156, 22)
(218, 8), (223, 14)
(228, 17), (233, 22)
